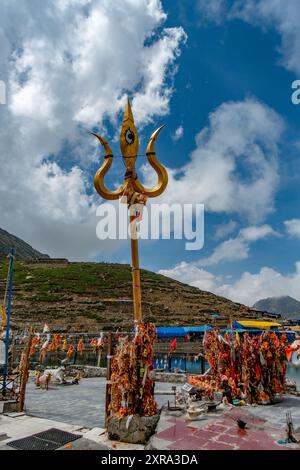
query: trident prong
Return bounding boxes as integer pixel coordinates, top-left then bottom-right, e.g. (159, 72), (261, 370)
(92, 98), (168, 201)
(132, 125), (168, 197)
(90, 132), (126, 200)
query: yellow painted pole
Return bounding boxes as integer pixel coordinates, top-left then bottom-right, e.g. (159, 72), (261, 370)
(130, 215), (142, 324)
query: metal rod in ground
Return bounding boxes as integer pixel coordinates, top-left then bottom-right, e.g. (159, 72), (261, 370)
(105, 333), (112, 428)
(2, 248), (15, 398)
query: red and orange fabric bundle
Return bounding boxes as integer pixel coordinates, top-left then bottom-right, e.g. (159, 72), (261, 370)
(66, 342), (75, 359)
(200, 329), (288, 404)
(29, 335), (40, 358)
(110, 323), (157, 418)
(76, 338), (84, 355)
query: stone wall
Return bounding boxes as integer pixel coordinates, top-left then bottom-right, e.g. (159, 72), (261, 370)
(68, 365), (106, 378)
(154, 371), (187, 383)
(67, 365), (187, 383)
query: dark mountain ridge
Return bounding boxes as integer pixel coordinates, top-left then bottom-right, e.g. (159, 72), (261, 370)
(253, 296), (300, 319)
(0, 227), (50, 261)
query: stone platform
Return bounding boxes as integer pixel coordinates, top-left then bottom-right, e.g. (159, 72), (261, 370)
(3, 377), (300, 450)
(148, 396), (300, 450)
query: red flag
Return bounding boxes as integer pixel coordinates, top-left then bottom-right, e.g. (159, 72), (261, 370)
(286, 347), (293, 362)
(170, 338), (177, 351)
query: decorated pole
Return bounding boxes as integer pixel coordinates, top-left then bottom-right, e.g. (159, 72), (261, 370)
(105, 332), (112, 427)
(18, 327), (33, 412)
(2, 248), (15, 397)
(92, 99), (168, 425)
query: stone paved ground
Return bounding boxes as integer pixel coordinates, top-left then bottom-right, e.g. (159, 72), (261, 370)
(0, 413), (109, 450)
(25, 377), (106, 428)
(149, 397), (300, 450)
(25, 377), (176, 428)
(247, 396), (300, 429)
(12, 379), (300, 450)
(0, 413), (145, 451)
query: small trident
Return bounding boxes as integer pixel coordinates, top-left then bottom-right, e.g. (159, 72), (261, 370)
(91, 98), (168, 324)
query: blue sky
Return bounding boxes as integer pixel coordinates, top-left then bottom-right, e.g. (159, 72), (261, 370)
(1, 0), (300, 306)
(102, 0), (300, 305)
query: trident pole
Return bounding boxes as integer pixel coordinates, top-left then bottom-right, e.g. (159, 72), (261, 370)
(130, 215), (142, 324)
(2, 248), (15, 397)
(93, 99), (168, 419)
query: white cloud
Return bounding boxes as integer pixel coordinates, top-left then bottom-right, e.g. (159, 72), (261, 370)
(218, 263), (300, 306)
(239, 224), (277, 241)
(214, 220), (238, 240)
(198, 0), (300, 75)
(159, 260), (300, 306)
(0, 0), (186, 259)
(200, 237), (249, 267)
(198, 224), (277, 266)
(284, 219), (300, 238)
(172, 125), (184, 141)
(132, 28), (187, 125)
(159, 261), (218, 293)
(154, 99), (284, 223)
(232, 0), (300, 75)
(8, 1), (186, 129)
(197, 0), (228, 24)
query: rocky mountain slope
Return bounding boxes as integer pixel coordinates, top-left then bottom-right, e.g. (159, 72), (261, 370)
(0, 228), (49, 261)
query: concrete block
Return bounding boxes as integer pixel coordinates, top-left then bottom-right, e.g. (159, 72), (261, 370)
(107, 414), (160, 444)
(0, 401), (19, 414)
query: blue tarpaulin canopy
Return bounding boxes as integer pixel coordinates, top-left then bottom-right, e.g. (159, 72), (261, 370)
(278, 330), (296, 342)
(222, 328), (246, 333)
(155, 326), (296, 343)
(183, 326), (212, 334)
(156, 325), (212, 338)
(156, 327), (186, 338)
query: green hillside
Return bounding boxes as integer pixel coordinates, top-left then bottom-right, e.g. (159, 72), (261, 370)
(0, 260), (265, 332)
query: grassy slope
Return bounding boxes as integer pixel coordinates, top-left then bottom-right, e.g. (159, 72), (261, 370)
(0, 260), (263, 332)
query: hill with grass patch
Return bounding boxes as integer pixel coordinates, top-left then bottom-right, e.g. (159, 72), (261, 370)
(0, 259), (266, 332)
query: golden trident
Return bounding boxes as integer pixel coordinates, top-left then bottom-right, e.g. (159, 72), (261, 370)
(92, 98), (168, 324)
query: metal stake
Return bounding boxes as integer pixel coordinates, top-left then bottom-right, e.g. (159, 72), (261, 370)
(2, 248), (15, 398)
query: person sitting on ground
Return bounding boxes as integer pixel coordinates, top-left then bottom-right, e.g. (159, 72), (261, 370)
(219, 375), (233, 404)
(236, 382), (246, 400)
